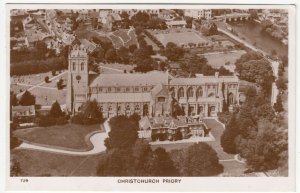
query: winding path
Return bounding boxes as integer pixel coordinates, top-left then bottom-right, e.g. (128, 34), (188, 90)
(17, 120), (111, 155)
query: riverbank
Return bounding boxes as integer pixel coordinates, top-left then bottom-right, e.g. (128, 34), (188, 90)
(222, 20), (288, 57)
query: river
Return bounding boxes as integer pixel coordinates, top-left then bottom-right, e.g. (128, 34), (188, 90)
(227, 20), (288, 57)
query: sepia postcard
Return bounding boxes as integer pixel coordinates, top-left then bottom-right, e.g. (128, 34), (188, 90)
(3, 2), (297, 192)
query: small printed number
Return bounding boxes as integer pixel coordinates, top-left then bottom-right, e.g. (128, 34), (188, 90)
(20, 179), (28, 183)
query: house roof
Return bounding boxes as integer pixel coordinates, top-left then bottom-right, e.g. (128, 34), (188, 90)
(151, 83), (168, 98)
(12, 105), (35, 112)
(166, 20), (187, 26)
(90, 92), (151, 103)
(89, 71), (168, 87)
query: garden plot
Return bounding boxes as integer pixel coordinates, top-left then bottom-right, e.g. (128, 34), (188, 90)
(203, 50), (246, 69)
(154, 31), (209, 47)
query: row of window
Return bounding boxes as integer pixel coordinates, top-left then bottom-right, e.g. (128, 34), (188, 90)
(72, 62), (85, 71)
(91, 87), (150, 93)
(100, 104), (148, 112)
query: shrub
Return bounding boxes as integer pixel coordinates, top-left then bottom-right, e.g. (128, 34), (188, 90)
(44, 76), (50, 83)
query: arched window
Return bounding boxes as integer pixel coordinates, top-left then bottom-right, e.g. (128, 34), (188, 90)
(135, 105), (140, 111)
(72, 62), (76, 71)
(228, 93), (234, 104)
(187, 87), (194, 98)
(196, 87), (203, 98)
(81, 62), (84, 71)
(108, 106), (112, 111)
(126, 105), (130, 111)
(169, 87), (175, 98)
(178, 87), (184, 98)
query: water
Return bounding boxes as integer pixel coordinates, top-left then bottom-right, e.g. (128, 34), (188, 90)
(228, 21), (288, 57)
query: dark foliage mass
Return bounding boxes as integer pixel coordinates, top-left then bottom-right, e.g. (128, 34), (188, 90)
(19, 90), (35, 106)
(71, 100), (104, 125)
(170, 143), (223, 176)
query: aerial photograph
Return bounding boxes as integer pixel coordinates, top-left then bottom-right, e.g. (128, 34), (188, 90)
(9, 8), (289, 177)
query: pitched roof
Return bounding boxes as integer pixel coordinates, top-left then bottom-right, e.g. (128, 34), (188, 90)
(12, 105), (35, 113)
(151, 83), (168, 98)
(90, 92), (151, 103)
(89, 71), (168, 87)
(166, 20), (187, 26)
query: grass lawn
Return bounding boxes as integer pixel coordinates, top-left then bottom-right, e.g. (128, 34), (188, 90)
(203, 50), (246, 68)
(14, 124), (102, 150)
(155, 31), (208, 47)
(11, 149), (105, 176)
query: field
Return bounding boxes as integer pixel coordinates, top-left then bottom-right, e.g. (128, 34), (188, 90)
(11, 70), (68, 106)
(109, 29), (137, 49)
(14, 124), (102, 150)
(201, 50), (246, 69)
(11, 149), (105, 176)
(154, 31), (208, 47)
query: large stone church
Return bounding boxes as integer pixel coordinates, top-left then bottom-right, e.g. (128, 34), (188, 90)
(66, 44), (239, 118)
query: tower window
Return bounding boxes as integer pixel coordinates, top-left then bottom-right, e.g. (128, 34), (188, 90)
(72, 62), (76, 71)
(81, 62), (84, 71)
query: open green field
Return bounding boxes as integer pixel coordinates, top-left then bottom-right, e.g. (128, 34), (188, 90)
(14, 124), (102, 150)
(11, 149), (105, 176)
(155, 31), (208, 47)
(202, 50), (246, 68)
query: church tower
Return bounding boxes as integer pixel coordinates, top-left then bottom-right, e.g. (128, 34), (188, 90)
(66, 44), (89, 114)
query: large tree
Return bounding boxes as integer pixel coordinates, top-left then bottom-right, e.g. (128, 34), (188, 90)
(147, 147), (179, 176)
(49, 101), (64, 118)
(170, 143), (223, 176)
(19, 90), (35, 106)
(162, 42), (185, 61)
(105, 115), (139, 149)
(243, 119), (288, 171)
(221, 114), (240, 154)
(71, 99), (104, 125)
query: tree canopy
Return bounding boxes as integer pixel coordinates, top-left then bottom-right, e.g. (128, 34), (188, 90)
(19, 90), (35, 106)
(170, 143), (223, 176)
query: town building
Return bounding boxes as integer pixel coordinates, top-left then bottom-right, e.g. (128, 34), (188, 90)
(165, 20), (187, 28)
(184, 9), (212, 20)
(66, 44), (239, 118)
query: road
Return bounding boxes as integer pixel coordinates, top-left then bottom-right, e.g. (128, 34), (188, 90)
(218, 27), (279, 105)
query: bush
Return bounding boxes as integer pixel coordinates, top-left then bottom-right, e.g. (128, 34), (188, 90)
(38, 115), (57, 127)
(221, 114), (239, 154)
(44, 76), (50, 83)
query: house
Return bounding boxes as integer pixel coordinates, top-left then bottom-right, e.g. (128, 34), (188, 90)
(12, 105), (36, 124)
(166, 20), (187, 28)
(184, 9), (212, 20)
(139, 115), (208, 141)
